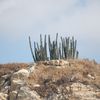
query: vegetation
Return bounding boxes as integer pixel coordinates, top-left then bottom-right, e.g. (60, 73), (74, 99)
(29, 34), (79, 62)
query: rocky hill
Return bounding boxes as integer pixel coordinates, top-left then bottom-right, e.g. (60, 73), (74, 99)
(0, 59), (100, 100)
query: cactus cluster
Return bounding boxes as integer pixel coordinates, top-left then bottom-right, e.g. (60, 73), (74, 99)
(29, 34), (79, 62)
(29, 35), (48, 62)
(60, 36), (79, 59)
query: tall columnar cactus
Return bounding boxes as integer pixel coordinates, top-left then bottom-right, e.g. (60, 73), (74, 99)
(48, 34), (52, 60)
(38, 34), (48, 61)
(59, 42), (62, 59)
(34, 42), (38, 61)
(29, 36), (36, 62)
(60, 36), (78, 59)
(71, 36), (77, 59)
(65, 37), (70, 59)
(55, 33), (59, 59)
(61, 37), (64, 59)
(44, 35), (47, 60)
(29, 34), (79, 62)
(48, 33), (59, 60)
(61, 36), (69, 59)
(40, 34), (44, 60)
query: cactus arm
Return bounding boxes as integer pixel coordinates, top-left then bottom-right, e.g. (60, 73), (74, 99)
(29, 36), (36, 62)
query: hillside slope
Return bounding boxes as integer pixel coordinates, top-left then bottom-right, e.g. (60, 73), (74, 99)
(0, 59), (100, 100)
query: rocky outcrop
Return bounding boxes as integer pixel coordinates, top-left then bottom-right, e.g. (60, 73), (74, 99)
(0, 60), (100, 100)
(10, 69), (35, 100)
(9, 87), (41, 100)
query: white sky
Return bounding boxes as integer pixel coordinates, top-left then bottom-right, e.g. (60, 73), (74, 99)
(0, 0), (100, 63)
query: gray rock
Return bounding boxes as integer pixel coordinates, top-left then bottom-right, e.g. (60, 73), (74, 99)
(10, 87), (41, 100)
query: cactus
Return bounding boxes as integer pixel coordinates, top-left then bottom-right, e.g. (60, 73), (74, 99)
(76, 50), (79, 59)
(48, 33), (59, 60)
(29, 36), (36, 61)
(29, 34), (79, 62)
(34, 42), (38, 61)
(44, 35), (47, 60)
(29, 35), (47, 62)
(48, 34), (52, 60)
(59, 43), (62, 59)
(60, 36), (78, 59)
(61, 37), (64, 59)
(55, 33), (59, 59)
(65, 37), (69, 59)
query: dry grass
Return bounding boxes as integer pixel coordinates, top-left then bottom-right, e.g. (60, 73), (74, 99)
(27, 59), (100, 98)
(0, 63), (29, 76)
(28, 59), (100, 85)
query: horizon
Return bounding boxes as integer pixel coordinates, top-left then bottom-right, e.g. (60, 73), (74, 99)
(0, 0), (100, 63)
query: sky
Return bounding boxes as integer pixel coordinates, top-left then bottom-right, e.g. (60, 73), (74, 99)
(0, 0), (100, 63)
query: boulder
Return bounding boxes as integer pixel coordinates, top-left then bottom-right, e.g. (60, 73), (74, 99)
(11, 69), (29, 91)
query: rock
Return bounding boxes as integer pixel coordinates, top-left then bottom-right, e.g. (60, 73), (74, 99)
(33, 84), (40, 88)
(59, 60), (69, 66)
(12, 69), (29, 80)
(11, 69), (29, 91)
(71, 82), (100, 100)
(0, 93), (8, 100)
(0, 74), (11, 94)
(10, 87), (41, 100)
(9, 67), (42, 100)
(0, 74), (10, 87)
(45, 82), (100, 100)
(45, 60), (69, 66)
(9, 91), (17, 100)
(11, 79), (26, 90)
(87, 74), (95, 80)
(28, 65), (36, 73)
(49, 60), (57, 66)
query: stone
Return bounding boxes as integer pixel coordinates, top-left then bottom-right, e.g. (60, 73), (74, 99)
(11, 79), (26, 90)
(11, 69), (29, 91)
(10, 87), (41, 100)
(12, 69), (29, 80)
(87, 74), (95, 80)
(59, 60), (69, 66)
(28, 65), (36, 73)
(0, 93), (8, 100)
(71, 82), (100, 100)
(9, 91), (17, 100)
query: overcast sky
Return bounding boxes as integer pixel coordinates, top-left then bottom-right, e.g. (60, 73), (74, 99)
(0, 0), (100, 63)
